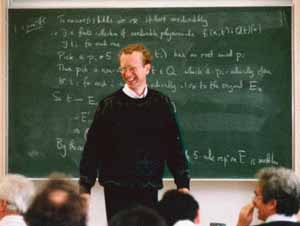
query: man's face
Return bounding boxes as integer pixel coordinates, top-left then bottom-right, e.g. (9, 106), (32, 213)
(253, 185), (276, 221)
(119, 51), (151, 93)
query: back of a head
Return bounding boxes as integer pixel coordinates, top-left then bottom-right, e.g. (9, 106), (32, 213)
(0, 174), (35, 214)
(257, 167), (300, 216)
(109, 206), (167, 226)
(157, 190), (199, 226)
(25, 173), (86, 226)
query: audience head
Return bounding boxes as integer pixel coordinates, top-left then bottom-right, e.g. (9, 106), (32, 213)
(253, 167), (300, 220)
(24, 173), (87, 226)
(0, 174), (35, 218)
(109, 206), (167, 226)
(157, 189), (200, 226)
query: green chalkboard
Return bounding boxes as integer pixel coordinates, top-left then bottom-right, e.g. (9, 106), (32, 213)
(9, 7), (292, 178)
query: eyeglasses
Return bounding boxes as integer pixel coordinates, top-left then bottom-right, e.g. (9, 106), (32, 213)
(118, 66), (138, 74)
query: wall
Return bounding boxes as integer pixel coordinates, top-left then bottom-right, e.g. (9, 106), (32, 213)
(88, 180), (257, 226)
(294, 0), (300, 173)
(293, 1), (300, 222)
(2, 1), (299, 226)
(0, 0), (7, 177)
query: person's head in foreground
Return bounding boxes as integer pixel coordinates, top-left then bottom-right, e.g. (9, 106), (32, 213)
(109, 206), (167, 226)
(0, 174), (35, 218)
(237, 167), (300, 226)
(25, 173), (87, 226)
(157, 189), (200, 226)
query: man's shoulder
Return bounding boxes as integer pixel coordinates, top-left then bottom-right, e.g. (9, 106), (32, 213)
(148, 88), (171, 102)
(148, 88), (168, 97)
(94, 89), (124, 114)
(257, 221), (300, 226)
(99, 89), (123, 104)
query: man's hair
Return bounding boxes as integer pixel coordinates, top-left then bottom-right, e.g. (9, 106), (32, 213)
(24, 173), (86, 226)
(157, 190), (199, 226)
(109, 206), (167, 226)
(0, 174), (35, 213)
(257, 167), (300, 216)
(119, 43), (152, 65)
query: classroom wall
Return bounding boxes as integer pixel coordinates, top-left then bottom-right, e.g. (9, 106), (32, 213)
(0, 0), (6, 177)
(1, 1), (299, 226)
(88, 180), (257, 226)
(295, 0), (300, 217)
(294, 0), (300, 174)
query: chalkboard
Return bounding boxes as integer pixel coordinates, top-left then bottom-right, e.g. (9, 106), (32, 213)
(9, 7), (292, 178)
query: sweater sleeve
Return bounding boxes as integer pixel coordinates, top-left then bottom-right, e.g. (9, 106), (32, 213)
(79, 101), (108, 193)
(164, 96), (190, 189)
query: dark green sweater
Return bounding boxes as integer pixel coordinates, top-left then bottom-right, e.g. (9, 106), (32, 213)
(79, 88), (190, 193)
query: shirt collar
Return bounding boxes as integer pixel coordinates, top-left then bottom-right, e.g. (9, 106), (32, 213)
(122, 84), (148, 99)
(173, 220), (195, 226)
(266, 213), (298, 223)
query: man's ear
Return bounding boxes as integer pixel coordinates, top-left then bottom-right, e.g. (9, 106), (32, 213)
(145, 63), (151, 75)
(267, 199), (277, 215)
(194, 209), (200, 225)
(0, 200), (8, 218)
(0, 200), (8, 212)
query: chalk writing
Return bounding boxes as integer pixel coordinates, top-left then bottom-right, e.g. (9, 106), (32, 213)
(57, 14), (113, 24)
(202, 24), (262, 38)
(56, 138), (84, 158)
(189, 148), (279, 168)
(16, 16), (46, 34)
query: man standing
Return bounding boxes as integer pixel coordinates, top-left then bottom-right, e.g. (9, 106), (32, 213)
(79, 43), (190, 220)
(236, 167), (300, 226)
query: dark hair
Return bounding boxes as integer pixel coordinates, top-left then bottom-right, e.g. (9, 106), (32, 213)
(119, 43), (152, 65)
(257, 167), (300, 216)
(24, 173), (87, 226)
(157, 190), (199, 226)
(109, 206), (167, 226)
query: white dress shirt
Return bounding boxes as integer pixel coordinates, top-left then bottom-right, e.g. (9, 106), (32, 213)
(173, 220), (196, 226)
(0, 215), (28, 226)
(266, 213), (298, 223)
(122, 84), (148, 99)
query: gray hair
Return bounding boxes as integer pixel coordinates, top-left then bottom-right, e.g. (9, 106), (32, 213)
(0, 174), (35, 213)
(257, 167), (300, 215)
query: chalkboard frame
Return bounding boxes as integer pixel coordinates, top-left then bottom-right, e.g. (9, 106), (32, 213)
(7, 5), (292, 178)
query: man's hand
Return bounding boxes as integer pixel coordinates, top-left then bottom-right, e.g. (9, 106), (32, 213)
(237, 203), (255, 226)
